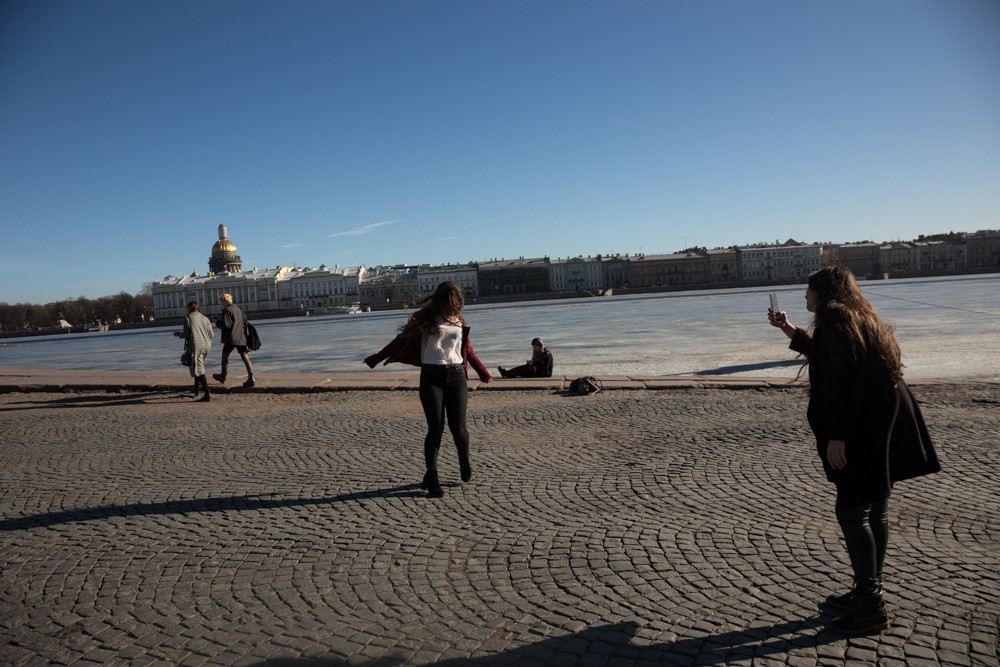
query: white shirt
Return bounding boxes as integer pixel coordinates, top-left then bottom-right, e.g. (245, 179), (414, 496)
(421, 321), (463, 365)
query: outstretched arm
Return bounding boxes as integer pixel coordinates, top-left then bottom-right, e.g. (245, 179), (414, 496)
(768, 308), (797, 340)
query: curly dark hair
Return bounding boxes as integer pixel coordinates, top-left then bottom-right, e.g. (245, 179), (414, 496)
(808, 266), (903, 385)
(400, 281), (466, 336)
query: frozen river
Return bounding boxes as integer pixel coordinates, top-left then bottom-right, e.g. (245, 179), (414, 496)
(2, 274), (998, 382)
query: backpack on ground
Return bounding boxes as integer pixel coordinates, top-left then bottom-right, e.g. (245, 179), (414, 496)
(569, 376), (601, 395)
(244, 321), (262, 351)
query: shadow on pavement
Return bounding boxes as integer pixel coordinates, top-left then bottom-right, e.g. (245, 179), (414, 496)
(0, 485), (425, 531)
(693, 359), (803, 376)
(0, 391), (179, 411)
(245, 617), (843, 666)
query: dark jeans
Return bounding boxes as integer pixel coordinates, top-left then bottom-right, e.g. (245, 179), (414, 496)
(506, 363), (545, 378)
(836, 492), (890, 596)
(419, 364), (469, 474)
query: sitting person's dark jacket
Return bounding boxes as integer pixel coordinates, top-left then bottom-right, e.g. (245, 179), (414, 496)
(498, 338), (553, 378)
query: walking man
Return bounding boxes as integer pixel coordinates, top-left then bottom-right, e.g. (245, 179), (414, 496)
(213, 293), (256, 388)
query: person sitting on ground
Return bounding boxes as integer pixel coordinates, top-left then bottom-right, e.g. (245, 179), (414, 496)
(498, 338), (554, 378)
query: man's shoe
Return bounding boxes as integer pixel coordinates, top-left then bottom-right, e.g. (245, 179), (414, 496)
(243, 378), (255, 388)
(199, 393), (211, 402)
(212, 373), (227, 384)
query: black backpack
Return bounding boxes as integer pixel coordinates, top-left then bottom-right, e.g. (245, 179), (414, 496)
(244, 321), (262, 351)
(569, 376), (601, 395)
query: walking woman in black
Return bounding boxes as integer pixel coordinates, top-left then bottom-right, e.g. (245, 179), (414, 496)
(768, 266), (939, 635)
(365, 281), (493, 498)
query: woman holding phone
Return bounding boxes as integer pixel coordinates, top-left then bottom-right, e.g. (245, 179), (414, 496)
(768, 266), (939, 635)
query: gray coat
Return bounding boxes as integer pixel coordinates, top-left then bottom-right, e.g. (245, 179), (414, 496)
(184, 312), (214, 355)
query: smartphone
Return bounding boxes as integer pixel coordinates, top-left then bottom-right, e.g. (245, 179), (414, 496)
(769, 293), (780, 312)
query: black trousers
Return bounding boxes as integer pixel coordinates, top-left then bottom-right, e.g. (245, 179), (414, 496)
(835, 492), (890, 595)
(419, 364), (469, 474)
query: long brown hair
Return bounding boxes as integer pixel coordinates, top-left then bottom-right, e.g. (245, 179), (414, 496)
(808, 266), (903, 385)
(400, 281), (466, 336)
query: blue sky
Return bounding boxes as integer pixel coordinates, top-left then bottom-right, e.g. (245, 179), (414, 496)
(2, 0), (998, 304)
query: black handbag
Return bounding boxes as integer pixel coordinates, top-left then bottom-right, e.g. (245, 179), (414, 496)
(180, 336), (192, 366)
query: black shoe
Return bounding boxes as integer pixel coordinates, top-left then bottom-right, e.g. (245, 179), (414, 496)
(497, 367), (507, 378)
(459, 458), (472, 483)
(424, 471), (444, 498)
(824, 578), (883, 611)
(243, 378), (255, 388)
(199, 393), (211, 402)
(212, 373), (227, 384)
(824, 589), (863, 611)
(828, 598), (890, 635)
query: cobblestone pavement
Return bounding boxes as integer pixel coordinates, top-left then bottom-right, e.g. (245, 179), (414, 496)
(1, 384), (998, 666)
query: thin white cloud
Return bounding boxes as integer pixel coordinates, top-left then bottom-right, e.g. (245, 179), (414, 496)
(453, 219), (498, 229)
(328, 219), (401, 238)
(281, 243), (305, 249)
(437, 236), (459, 241)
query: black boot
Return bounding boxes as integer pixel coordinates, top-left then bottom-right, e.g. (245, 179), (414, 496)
(212, 372), (227, 384)
(243, 373), (255, 388)
(825, 577), (883, 611)
(192, 379), (200, 397)
(424, 470), (444, 498)
(198, 375), (211, 402)
(828, 592), (890, 635)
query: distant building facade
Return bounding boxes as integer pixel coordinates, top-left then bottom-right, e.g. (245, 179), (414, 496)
(549, 256), (603, 292)
(152, 267), (291, 320)
(416, 264), (479, 299)
(478, 258), (551, 297)
(629, 251), (709, 288)
(152, 226), (1000, 320)
(966, 230), (1000, 270)
(741, 243), (824, 282)
(284, 265), (364, 312)
(707, 247), (741, 284)
(834, 242), (881, 277)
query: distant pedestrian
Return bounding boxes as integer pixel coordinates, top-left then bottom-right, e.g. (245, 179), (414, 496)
(768, 266), (939, 635)
(175, 301), (214, 402)
(498, 337), (553, 378)
(213, 293), (255, 388)
(364, 281), (493, 498)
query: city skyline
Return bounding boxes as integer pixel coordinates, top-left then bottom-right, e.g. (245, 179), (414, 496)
(3, 1), (999, 304)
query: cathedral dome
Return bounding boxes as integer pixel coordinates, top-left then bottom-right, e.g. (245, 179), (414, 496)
(209, 224), (243, 274)
(212, 238), (237, 253)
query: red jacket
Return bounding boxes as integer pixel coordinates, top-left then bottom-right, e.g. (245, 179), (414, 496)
(364, 326), (492, 382)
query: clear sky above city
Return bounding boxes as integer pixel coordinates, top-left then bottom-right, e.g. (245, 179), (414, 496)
(1, 0), (998, 304)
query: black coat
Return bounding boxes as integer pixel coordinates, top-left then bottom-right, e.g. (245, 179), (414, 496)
(790, 317), (939, 507)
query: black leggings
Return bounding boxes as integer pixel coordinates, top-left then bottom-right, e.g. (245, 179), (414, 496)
(836, 493), (889, 595)
(419, 364), (469, 473)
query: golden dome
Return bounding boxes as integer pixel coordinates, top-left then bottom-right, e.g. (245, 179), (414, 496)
(212, 239), (237, 253)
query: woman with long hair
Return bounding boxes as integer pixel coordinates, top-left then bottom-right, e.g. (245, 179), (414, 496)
(365, 281), (493, 498)
(769, 266), (938, 635)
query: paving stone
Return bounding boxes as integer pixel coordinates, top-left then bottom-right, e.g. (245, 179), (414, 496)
(0, 384), (997, 665)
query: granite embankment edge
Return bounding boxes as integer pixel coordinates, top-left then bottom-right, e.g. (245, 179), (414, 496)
(0, 368), (995, 394)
